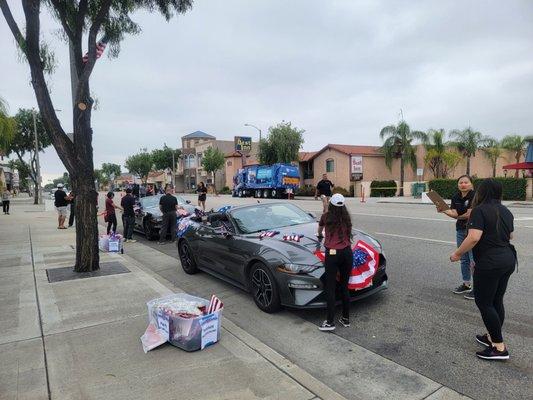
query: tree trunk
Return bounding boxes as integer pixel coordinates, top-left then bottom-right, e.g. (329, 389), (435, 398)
(515, 154), (520, 178)
(466, 157), (471, 176)
(33, 187), (39, 205)
(212, 171), (217, 195)
(399, 156), (405, 197)
(72, 174), (100, 272)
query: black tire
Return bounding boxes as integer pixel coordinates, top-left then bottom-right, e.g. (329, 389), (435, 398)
(143, 220), (156, 241)
(179, 240), (198, 274)
(255, 190), (262, 198)
(271, 189), (278, 198)
(238, 189), (243, 198)
(262, 190), (270, 199)
(249, 263), (281, 313)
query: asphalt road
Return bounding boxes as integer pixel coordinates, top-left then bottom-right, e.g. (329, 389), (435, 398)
(103, 193), (533, 399)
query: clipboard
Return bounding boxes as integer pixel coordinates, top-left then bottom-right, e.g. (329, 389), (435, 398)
(426, 190), (449, 210)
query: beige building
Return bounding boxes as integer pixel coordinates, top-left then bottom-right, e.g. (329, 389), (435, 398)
(176, 131), (258, 192)
(299, 143), (529, 197)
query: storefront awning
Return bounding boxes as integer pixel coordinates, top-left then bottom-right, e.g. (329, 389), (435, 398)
(502, 162), (533, 170)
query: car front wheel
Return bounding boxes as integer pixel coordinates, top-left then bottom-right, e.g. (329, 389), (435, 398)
(143, 220), (156, 241)
(250, 263), (281, 313)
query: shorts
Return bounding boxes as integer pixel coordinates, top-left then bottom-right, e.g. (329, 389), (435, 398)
(56, 206), (68, 216)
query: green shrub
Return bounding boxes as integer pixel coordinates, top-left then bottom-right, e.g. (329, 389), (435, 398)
(219, 186), (232, 195)
(428, 178), (527, 200)
(428, 179), (458, 199)
(332, 186), (351, 197)
(370, 180), (397, 197)
(296, 184), (315, 196)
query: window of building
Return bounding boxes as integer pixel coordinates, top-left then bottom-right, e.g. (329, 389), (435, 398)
(326, 159), (334, 173)
(189, 154), (196, 168)
(227, 161), (232, 167)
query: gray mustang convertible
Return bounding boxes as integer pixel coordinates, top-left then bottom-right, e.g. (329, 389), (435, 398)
(177, 202), (388, 313)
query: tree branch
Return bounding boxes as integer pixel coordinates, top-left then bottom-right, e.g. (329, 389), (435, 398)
(48, 0), (75, 43)
(0, 0), (27, 50)
(21, 0), (77, 173)
(76, 0), (112, 101)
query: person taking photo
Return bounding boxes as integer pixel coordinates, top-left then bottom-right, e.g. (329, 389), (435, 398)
(450, 179), (516, 360)
(437, 175), (475, 298)
(317, 193), (353, 332)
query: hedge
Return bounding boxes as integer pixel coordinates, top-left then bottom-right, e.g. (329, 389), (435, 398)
(295, 184), (315, 196)
(370, 180), (397, 197)
(428, 178), (527, 201)
(219, 186), (232, 195)
(332, 186), (351, 197)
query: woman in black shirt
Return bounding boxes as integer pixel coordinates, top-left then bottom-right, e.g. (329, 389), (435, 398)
(450, 179), (516, 360)
(197, 182), (207, 211)
(438, 175), (475, 296)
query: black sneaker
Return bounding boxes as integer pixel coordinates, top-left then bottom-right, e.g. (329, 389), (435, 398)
(318, 321), (335, 331)
(464, 291), (475, 300)
(476, 346), (509, 360)
(453, 283), (472, 294)
(338, 317), (350, 328)
(476, 334), (491, 348)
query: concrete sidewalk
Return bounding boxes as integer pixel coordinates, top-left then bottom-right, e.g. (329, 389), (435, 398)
(0, 200), (471, 400)
(0, 202), (342, 400)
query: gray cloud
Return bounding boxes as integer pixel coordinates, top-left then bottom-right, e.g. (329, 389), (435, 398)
(1, 0), (532, 180)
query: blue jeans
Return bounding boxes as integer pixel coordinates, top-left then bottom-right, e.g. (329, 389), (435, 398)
(456, 229), (473, 282)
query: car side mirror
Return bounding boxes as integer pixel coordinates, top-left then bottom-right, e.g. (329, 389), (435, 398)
(186, 200), (191, 204)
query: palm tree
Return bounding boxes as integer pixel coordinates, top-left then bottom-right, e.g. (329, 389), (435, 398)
(380, 121), (425, 196)
(423, 129), (462, 178)
(449, 127), (487, 175)
(0, 97), (17, 154)
(481, 138), (503, 178)
(501, 134), (528, 178)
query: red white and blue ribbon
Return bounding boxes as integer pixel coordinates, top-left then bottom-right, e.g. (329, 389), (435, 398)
(283, 234), (304, 242)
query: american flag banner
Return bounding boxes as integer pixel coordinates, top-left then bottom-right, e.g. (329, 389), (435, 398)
(207, 295), (223, 314)
(82, 40), (107, 64)
(259, 230), (280, 239)
(177, 208), (190, 217)
(283, 234), (304, 242)
(347, 240), (379, 290)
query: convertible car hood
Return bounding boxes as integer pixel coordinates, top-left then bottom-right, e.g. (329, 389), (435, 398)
(251, 222), (380, 265)
(144, 206), (162, 218)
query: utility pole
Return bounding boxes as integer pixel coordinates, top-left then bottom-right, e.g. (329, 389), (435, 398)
(33, 110), (42, 205)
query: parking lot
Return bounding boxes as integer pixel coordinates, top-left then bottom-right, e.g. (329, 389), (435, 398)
(112, 193), (533, 400)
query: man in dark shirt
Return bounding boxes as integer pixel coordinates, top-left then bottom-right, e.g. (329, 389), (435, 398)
(315, 174), (335, 213)
(54, 184), (70, 229)
(158, 185), (178, 245)
(120, 188), (136, 242)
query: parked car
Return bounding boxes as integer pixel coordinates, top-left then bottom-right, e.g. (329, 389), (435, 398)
(177, 202), (388, 313)
(134, 194), (195, 240)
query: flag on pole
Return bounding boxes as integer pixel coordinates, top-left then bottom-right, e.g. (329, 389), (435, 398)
(82, 40), (107, 64)
(207, 295), (223, 314)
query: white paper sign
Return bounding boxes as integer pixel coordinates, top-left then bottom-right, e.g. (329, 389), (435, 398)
(416, 168), (424, 176)
(156, 310), (170, 340)
(108, 240), (120, 252)
(200, 313), (219, 350)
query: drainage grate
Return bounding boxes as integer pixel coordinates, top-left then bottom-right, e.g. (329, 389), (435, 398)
(46, 261), (130, 283)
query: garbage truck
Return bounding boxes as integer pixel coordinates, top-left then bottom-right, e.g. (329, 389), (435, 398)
(232, 163), (300, 198)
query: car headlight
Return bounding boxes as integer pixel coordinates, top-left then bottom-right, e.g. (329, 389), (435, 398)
(277, 263), (319, 274)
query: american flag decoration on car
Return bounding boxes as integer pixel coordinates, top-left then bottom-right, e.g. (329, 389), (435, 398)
(207, 295), (223, 314)
(283, 234), (304, 242)
(259, 230), (280, 239)
(82, 39), (107, 64)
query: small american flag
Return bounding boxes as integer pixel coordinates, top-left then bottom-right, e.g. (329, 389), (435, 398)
(259, 230), (279, 239)
(82, 40), (107, 64)
(283, 234), (304, 242)
(207, 295), (223, 314)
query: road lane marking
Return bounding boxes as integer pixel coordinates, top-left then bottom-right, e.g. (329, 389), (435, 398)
(350, 212), (453, 223)
(374, 232), (456, 245)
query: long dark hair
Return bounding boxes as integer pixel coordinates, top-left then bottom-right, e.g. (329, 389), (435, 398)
(325, 203), (352, 242)
(472, 178), (503, 231)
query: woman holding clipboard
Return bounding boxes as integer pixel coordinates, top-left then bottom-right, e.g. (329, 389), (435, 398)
(436, 175), (475, 298)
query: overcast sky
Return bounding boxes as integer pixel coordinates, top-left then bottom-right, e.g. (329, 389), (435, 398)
(1, 0), (533, 182)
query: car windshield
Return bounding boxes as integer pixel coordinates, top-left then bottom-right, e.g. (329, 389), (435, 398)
(140, 194), (186, 209)
(230, 203), (314, 234)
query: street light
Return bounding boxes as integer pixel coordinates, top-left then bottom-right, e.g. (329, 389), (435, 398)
(244, 123), (262, 142)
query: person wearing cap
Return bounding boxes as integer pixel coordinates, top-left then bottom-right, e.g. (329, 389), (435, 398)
(54, 184), (70, 229)
(315, 174), (335, 213)
(316, 193), (353, 331)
